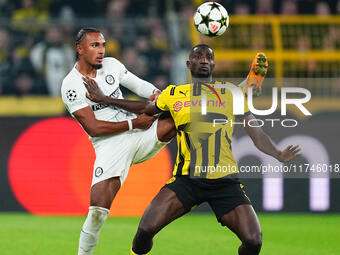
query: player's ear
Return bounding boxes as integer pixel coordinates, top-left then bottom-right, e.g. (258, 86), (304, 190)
(186, 60), (191, 69)
(76, 44), (83, 57)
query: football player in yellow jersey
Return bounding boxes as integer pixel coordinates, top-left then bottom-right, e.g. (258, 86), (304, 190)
(83, 44), (300, 255)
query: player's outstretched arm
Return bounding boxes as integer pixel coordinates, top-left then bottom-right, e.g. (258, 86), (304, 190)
(83, 77), (159, 116)
(240, 114), (301, 163)
(73, 107), (155, 137)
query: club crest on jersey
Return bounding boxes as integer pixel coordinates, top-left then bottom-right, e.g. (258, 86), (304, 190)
(105, 75), (115, 85)
(95, 167), (103, 177)
(66, 89), (77, 102)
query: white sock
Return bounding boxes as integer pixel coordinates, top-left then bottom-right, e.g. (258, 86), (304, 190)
(78, 206), (109, 255)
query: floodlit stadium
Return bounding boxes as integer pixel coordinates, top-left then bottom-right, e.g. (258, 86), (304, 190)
(0, 0), (340, 254)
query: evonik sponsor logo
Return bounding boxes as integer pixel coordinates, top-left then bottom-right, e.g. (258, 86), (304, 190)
(173, 99), (226, 112)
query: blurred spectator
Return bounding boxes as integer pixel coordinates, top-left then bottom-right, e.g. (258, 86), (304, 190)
(298, 36), (311, 53)
(251, 24), (266, 50)
(148, 16), (169, 51)
(135, 35), (162, 79)
(58, 5), (76, 47)
(0, 0), (15, 18)
(316, 1), (331, 16)
(152, 75), (168, 90)
(50, 0), (96, 18)
(156, 54), (171, 88)
(0, 28), (11, 94)
(122, 47), (148, 77)
(105, 0), (136, 47)
(11, 70), (42, 95)
(106, 0), (130, 19)
(176, 3), (194, 49)
(99, 27), (121, 59)
(281, 0), (298, 15)
(297, 36), (317, 75)
(11, 0), (49, 36)
(30, 26), (74, 96)
(4, 58), (47, 95)
(125, 0), (151, 17)
(234, 3), (250, 15)
(256, 0), (274, 14)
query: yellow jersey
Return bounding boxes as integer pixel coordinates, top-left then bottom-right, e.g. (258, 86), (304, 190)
(156, 82), (250, 180)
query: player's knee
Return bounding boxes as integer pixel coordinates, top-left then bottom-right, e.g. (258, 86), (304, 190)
(243, 231), (262, 251)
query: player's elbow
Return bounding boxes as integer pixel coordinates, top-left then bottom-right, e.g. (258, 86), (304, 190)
(83, 125), (101, 137)
(136, 108), (147, 115)
(86, 128), (99, 137)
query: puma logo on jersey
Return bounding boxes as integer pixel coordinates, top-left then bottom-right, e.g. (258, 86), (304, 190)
(179, 91), (188, 97)
(91, 103), (107, 111)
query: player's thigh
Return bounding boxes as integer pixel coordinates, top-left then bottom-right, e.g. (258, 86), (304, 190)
(90, 177), (121, 209)
(132, 119), (170, 164)
(220, 204), (262, 242)
(138, 187), (186, 234)
(92, 133), (136, 184)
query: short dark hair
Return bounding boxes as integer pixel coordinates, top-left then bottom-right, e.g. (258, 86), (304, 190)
(190, 44), (214, 58)
(75, 27), (101, 59)
(191, 44), (213, 53)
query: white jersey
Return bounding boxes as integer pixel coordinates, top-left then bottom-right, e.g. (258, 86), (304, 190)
(61, 57), (157, 142)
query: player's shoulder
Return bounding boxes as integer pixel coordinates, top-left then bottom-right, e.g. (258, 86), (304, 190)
(61, 67), (85, 96)
(162, 84), (190, 94)
(62, 68), (79, 88)
(102, 57), (124, 68)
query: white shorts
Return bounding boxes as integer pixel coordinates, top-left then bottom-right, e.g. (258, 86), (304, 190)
(91, 119), (168, 186)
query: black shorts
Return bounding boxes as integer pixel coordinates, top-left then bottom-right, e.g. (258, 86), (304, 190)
(163, 175), (251, 222)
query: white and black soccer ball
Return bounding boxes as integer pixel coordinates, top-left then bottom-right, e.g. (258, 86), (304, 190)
(194, 2), (229, 37)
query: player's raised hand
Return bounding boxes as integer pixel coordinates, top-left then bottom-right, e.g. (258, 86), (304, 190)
(132, 113), (156, 130)
(83, 77), (107, 104)
(277, 145), (301, 163)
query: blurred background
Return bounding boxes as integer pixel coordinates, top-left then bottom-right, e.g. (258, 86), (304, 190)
(0, 0), (340, 216)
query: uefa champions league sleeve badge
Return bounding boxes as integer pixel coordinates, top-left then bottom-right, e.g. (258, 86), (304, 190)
(66, 90), (77, 102)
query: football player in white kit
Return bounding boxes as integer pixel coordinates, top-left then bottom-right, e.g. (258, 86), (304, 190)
(61, 28), (176, 255)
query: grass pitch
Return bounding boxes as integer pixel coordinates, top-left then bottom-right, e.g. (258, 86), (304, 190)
(0, 213), (339, 254)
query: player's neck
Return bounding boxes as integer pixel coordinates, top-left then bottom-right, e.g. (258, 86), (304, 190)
(192, 76), (213, 84)
(76, 58), (97, 78)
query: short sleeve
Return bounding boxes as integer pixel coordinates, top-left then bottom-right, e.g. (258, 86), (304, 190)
(61, 80), (88, 114)
(155, 85), (175, 111)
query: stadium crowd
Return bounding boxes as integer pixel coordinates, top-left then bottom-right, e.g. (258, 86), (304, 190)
(0, 0), (339, 96)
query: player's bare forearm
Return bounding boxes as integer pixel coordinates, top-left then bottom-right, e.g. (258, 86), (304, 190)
(101, 97), (148, 115)
(73, 107), (155, 137)
(83, 76), (159, 115)
(94, 97), (159, 116)
(241, 114), (301, 162)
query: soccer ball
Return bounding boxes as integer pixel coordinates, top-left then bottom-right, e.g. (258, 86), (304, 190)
(194, 2), (229, 37)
